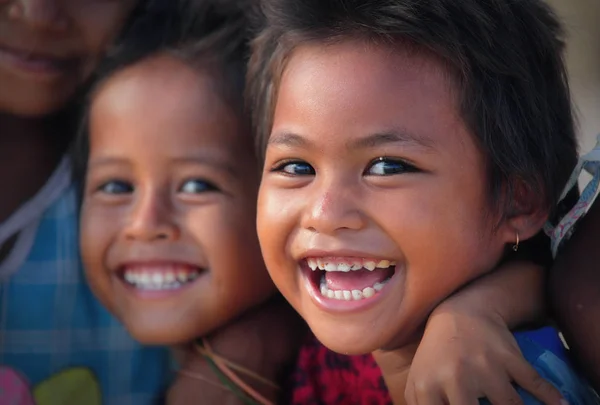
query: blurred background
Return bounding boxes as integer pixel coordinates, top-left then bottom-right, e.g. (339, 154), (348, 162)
(547, 0), (600, 153)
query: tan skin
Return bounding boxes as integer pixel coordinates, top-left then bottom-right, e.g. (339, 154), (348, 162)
(81, 54), (304, 403)
(258, 39), (547, 403)
(400, 261), (564, 405)
(81, 54), (275, 344)
(0, 2), (300, 401)
(0, 0), (137, 249)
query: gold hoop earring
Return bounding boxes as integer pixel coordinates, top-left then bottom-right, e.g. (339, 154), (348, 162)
(513, 232), (520, 252)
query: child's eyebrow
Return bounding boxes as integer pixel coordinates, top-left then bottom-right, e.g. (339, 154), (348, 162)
(171, 156), (238, 177)
(268, 128), (435, 151)
(348, 130), (435, 151)
(88, 157), (130, 168)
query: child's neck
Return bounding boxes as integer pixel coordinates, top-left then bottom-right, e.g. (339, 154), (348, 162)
(373, 343), (419, 405)
(0, 113), (71, 225)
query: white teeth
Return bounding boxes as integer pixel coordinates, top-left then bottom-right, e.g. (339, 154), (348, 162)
(319, 278), (392, 301)
(325, 263), (337, 271)
(152, 273), (163, 284)
(338, 263), (351, 272)
(363, 287), (375, 298)
(307, 258), (396, 272)
(124, 269), (200, 291)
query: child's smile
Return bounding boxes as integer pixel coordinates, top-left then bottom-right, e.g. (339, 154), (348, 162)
(121, 263), (202, 293)
(303, 256), (397, 305)
(81, 54), (274, 344)
(257, 40), (526, 355)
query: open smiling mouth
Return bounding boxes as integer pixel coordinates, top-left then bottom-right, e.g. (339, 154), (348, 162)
(119, 265), (204, 291)
(304, 258), (396, 301)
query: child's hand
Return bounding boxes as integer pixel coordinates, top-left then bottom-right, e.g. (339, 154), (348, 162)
(405, 304), (565, 405)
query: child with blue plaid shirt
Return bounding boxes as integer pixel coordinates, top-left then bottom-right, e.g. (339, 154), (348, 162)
(0, 1), (172, 404)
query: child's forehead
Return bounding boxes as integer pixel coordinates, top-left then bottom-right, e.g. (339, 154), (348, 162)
(275, 40), (463, 133)
(89, 55), (250, 160)
(284, 39), (456, 91)
(95, 55), (218, 111)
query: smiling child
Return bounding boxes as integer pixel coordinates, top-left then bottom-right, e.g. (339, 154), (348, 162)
(248, 0), (599, 403)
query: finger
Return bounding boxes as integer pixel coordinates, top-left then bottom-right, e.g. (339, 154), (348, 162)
(412, 385), (447, 405)
(405, 382), (419, 405)
(482, 378), (525, 405)
(444, 381), (480, 405)
(507, 361), (565, 405)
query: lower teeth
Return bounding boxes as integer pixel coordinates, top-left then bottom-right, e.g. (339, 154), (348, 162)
(319, 276), (389, 301)
(132, 282), (183, 291)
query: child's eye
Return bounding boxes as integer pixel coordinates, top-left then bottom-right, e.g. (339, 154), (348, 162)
(97, 180), (133, 194)
(366, 157), (418, 176)
(272, 160), (315, 176)
(179, 179), (219, 194)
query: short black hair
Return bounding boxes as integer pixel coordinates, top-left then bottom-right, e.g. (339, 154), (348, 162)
(247, 0), (578, 215)
(72, 0), (252, 195)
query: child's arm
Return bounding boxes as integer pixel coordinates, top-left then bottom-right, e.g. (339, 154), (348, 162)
(378, 261), (565, 405)
(550, 197), (600, 394)
(167, 297), (306, 405)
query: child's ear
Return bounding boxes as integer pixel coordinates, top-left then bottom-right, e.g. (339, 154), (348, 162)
(500, 179), (549, 243)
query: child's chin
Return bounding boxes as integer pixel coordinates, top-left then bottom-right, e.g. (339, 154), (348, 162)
(124, 319), (198, 346)
(309, 321), (392, 355)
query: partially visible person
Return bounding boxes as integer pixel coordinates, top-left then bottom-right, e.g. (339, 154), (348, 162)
(248, 0), (598, 403)
(77, 1), (304, 404)
(0, 0), (171, 403)
(548, 135), (600, 394)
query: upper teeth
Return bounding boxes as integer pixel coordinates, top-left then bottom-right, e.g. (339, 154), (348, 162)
(307, 258), (396, 272)
(124, 269), (199, 291)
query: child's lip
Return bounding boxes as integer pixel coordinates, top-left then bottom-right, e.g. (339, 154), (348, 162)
(0, 42), (77, 78)
(299, 259), (404, 314)
(115, 261), (206, 299)
(298, 248), (394, 262)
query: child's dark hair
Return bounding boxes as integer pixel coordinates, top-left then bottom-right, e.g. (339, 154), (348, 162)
(72, 0), (251, 193)
(247, 0), (578, 216)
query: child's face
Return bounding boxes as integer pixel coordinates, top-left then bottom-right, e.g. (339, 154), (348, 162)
(81, 55), (274, 344)
(258, 40), (517, 355)
(0, 0), (137, 117)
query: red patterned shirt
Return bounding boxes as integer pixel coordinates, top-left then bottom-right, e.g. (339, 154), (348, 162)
(286, 333), (392, 405)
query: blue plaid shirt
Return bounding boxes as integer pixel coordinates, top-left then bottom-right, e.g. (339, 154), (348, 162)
(0, 159), (170, 405)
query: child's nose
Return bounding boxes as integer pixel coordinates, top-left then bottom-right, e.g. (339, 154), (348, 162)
(8, 0), (69, 32)
(301, 179), (366, 235)
(124, 192), (180, 242)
